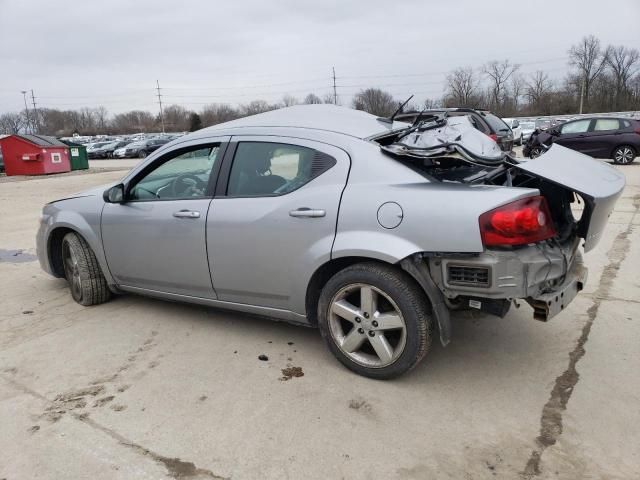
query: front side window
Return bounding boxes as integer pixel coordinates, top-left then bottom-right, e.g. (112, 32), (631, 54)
(227, 142), (335, 197)
(129, 145), (220, 200)
(593, 119), (620, 132)
(560, 119), (591, 134)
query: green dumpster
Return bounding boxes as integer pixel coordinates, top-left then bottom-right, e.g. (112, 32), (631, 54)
(63, 141), (89, 170)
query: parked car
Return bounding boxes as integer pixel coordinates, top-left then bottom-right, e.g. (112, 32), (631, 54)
(519, 120), (536, 143)
(113, 138), (169, 158)
(36, 105), (624, 379)
(88, 140), (131, 159)
(86, 141), (113, 155)
(535, 118), (552, 131)
(503, 118), (523, 145)
(397, 108), (514, 153)
(523, 117), (640, 164)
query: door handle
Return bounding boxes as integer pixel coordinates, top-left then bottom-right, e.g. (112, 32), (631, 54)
(289, 208), (326, 218)
(173, 210), (200, 219)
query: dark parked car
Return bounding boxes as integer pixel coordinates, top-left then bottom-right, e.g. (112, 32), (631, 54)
(114, 138), (170, 158)
(396, 108), (514, 153)
(524, 117), (640, 164)
(88, 140), (131, 159)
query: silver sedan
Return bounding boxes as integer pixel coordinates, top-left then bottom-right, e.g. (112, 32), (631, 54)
(37, 105), (624, 378)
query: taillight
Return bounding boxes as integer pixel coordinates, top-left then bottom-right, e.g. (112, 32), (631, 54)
(488, 133), (498, 142)
(479, 196), (556, 247)
(634, 128), (640, 135)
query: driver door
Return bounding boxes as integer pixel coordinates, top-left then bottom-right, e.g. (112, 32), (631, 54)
(101, 139), (228, 298)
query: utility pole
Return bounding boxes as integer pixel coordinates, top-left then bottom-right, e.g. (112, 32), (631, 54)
(30, 89), (40, 133)
(579, 77), (585, 115)
(332, 67), (337, 105)
(21, 90), (31, 134)
(156, 80), (165, 134)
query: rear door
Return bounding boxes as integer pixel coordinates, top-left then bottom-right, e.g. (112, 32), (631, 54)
(587, 118), (622, 157)
(206, 137), (350, 313)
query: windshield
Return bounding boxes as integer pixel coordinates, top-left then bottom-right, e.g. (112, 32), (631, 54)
(520, 121), (535, 130)
(482, 113), (510, 133)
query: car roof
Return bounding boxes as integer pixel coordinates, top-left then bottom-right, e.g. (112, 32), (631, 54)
(188, 104), (409, 140)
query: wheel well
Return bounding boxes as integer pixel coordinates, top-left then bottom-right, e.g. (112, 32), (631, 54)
(48, 227), (75, 278)
(611, 144), (637, 157)
(305, 257), (385, 326)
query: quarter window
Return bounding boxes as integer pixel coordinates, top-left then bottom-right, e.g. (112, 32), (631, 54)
(593, 119), (620, 131)
(227, 142), (335, 197)
(129, 145), (221, 201)
(560, 120), (591, 134)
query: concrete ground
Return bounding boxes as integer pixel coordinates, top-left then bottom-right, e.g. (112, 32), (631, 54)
(0, 156), (638, 480)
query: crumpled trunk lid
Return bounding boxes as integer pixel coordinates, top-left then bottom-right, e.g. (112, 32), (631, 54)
(514, 144), (625, 252)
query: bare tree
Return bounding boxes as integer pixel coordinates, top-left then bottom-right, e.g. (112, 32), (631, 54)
(422, 98), (441, 110)
(0, 112), (23, 134)
(303, 93), (323, 104)
(510, 73), (525, 111)
(444, 67), (478, 107)
(569, 35), (607, 110)
(322, 93), (337, 104)
(482, 60), (519, 110)
(605, 45), (640, 109)
(351, 88), (396, 116)
(281, 95), (299, 107)
(526, 71), (553, 105)
(200, 103), (239, 126)
(94, 106), (109, 132)
(241, 100), (275, 116)
(162, 104), (191, 131)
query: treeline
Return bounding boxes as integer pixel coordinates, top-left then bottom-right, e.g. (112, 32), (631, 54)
(1, 35), (638, 137)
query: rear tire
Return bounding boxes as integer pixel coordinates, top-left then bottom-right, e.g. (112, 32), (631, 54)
(612, 145), (636, 164)
(62, 232), (111, 306)
(317, 262), (433, 379)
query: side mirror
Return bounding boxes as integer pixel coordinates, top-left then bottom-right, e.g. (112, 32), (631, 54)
(104, 184), (125, 203)
(513, 120), (519, 128)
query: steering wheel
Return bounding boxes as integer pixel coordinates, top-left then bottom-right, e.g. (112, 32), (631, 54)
(171, 173), (207, 197)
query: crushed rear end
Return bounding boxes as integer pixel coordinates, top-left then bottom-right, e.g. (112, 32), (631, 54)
(375, 114), (625, 323)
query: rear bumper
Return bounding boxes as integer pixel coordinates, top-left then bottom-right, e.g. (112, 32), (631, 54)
(428, 238), (587, 320)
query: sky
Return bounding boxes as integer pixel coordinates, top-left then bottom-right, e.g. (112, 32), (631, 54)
(0, 0), (639, 115)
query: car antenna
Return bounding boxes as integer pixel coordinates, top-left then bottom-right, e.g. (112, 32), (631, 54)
(377, 95), (414, 124)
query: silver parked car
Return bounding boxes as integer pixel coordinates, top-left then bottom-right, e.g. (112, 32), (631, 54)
(36, 105), (625, 379)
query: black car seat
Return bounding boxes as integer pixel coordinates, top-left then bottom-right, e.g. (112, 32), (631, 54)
(229, 144), (286, 195)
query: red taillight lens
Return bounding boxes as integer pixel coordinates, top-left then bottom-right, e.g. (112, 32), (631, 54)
(479, 196), (556, 247)
(634, 128), (640, 135)
(488, 133), (498, 142)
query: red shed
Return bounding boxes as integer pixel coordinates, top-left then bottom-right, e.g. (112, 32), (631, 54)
(0, 134), (71, 176)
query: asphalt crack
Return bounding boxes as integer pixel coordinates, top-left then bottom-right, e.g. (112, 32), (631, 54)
(0, 375), (227, 479)
(523, 194), (638, 477)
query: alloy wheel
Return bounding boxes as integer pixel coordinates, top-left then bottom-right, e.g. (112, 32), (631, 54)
(614, 146), (634, 164)
(328, 283), (407, 368)
(62, 241), (82, 300)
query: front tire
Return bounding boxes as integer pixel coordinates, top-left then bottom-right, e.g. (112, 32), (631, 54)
(318, 263), (433, 379)
(612, 145), (636, 164)
(138, 150), (148, 159)
(529, 147), (544, 159)
(62, 233), (111, 306)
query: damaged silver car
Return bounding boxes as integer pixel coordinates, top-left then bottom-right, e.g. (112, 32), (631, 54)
(36, 105), (625, 379)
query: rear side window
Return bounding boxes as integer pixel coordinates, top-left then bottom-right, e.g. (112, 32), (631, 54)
(227, 142), (335, 197)
(593, 119), (620, 131)
(561, 119), (591, 134)
(482, 113), (510, 133)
